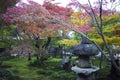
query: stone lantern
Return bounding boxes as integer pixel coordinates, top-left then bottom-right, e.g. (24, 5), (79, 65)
(71, 36), (100, 80)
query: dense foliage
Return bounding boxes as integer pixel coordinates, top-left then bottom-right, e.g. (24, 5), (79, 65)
(58, 39), (80, 49)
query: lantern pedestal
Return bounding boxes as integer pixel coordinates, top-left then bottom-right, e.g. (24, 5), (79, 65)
(72, 66), (99, 80)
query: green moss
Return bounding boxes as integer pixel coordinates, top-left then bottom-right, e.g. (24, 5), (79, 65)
(1, 57), (112, 80)
(1, 57), (76, 80)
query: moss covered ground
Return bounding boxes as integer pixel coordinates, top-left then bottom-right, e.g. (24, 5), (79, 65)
(0, 56), (113, 80)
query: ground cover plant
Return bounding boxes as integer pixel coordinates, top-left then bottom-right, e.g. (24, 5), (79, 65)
(0, 56), (115, 80)
(1, 57), (76, 80)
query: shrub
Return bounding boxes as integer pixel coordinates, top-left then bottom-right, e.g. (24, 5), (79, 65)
(92, 36), (120, 46)
(58, 39), (80, 49)
(0, 69), (14, 80)
(113, 23), (120, 36)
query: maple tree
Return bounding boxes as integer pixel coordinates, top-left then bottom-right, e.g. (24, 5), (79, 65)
(2, 0), (74, 65)
(3, 0), (73, 38)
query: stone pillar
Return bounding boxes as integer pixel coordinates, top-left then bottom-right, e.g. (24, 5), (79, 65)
(77, 55), (91, 68)
(77, 73), (96, 80)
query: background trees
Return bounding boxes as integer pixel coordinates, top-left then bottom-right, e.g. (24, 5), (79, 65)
(1, 0), (120, 78)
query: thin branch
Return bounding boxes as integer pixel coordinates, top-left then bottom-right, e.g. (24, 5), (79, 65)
(74, 0), (93, 18)
(87, 0), (100, 28)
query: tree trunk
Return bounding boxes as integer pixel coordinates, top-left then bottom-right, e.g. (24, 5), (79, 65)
(110, 59), (120, 79)
(0, 60), (3, 66)
(28, 53), (32, 61)
(42, 37), (51, 49)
